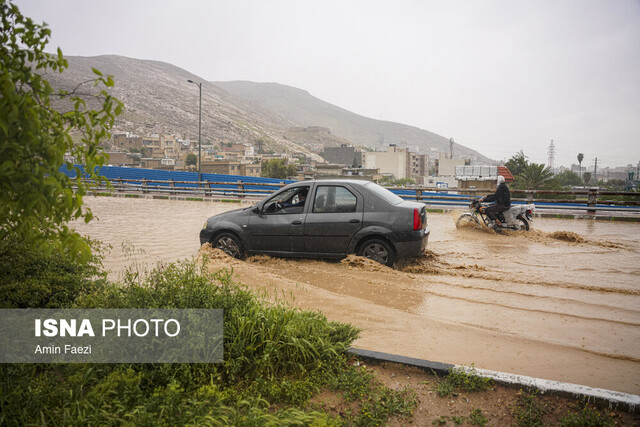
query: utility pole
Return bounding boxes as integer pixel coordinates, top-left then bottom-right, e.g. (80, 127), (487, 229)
(449, 138), (454, 159)
(547, 140), (555, 174)
(187, 79), (202, 182)
(593, 157), (598, 185)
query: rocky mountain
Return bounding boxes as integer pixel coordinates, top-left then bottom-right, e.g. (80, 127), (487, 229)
(46, 55), (491, 162)
(46, 55), (317, 157)
(214, 81), (490, 162)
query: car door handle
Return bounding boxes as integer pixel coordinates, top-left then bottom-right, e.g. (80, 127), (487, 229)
(349, 219), (360, 223)
(291, 220), (302, 225)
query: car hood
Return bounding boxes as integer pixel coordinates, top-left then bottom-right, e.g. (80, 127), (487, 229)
(208, 207), (249, 221)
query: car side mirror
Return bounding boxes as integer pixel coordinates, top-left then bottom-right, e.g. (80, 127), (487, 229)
(252, 206), (261, 214)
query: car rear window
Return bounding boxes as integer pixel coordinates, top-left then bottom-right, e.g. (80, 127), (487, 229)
(364, 182), (404, 205)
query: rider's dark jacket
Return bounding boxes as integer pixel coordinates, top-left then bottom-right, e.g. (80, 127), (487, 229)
(484, 182), (511, 207)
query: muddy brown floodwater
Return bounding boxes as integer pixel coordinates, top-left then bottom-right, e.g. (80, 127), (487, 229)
(72, 196), (640, 395)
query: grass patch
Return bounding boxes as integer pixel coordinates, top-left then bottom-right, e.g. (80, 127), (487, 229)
(318, 361), (417, 424)
(433, 408), (489, 426)
(220, 199), (242, 203)
(434, 366), (493, 397)
(152, 195), (169, 200)
(185, 197), (204, 201)
(512, 389), (546, 426)
(451, 414), (466, 425)
(96, 192), (112, 197)
(124, 193), (140, 198)
(352, 383), (417, 425)
(432, 415), (448, 425)
(559, 402), (616, 427)
(468, 408), (489, 426)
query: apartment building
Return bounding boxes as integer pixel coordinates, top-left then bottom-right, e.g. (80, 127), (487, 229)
(363, 145), (408, 179)
(201, 161), (261, 177)
(322, 144), (363, 167)
(408, 152), (429, 179)
(112, 133), (143, 151)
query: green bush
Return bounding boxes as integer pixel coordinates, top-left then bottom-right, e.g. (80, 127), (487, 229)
(0, 237), (107, 308)
(77, 260), (359, 387)
(1, 251), (420, 425)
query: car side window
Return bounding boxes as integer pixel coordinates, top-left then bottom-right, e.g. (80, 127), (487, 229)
(313, 186), (357, 213)
(263, 187), (309, 214)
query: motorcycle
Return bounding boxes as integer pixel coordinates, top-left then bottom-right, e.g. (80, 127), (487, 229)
(456, 199), (535, 232)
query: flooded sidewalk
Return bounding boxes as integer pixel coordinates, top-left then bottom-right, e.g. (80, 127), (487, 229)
(72, 196), (640, 394)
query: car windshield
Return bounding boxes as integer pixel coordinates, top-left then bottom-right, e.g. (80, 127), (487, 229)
(365, 182), (404, 205)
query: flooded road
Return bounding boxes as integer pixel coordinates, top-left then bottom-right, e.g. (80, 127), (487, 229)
(72, 196), (640, 395)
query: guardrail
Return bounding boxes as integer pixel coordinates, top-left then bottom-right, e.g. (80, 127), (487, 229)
(96, 178), (284, 199)
(78, 178), (640, 216)
(396, 186), (640, 214)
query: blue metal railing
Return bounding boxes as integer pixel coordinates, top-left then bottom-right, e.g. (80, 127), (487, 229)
(62, 165), (640, 215)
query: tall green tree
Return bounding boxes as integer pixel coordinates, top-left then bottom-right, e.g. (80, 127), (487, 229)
(554, 170), (582, 187)
(517, 163), (554, 189)
(185, 153), (198, 166)
(0, 1), (123, 260)
(261, 159), (296, 179)
(504, 150), (528, 177)
(577, 153), (584, 178)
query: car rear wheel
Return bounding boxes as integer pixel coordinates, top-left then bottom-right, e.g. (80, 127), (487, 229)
(212, 232), (245, 259)
(357, 239), (395, 267)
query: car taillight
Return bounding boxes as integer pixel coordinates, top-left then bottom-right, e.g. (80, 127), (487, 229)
(413, 208), (422, 230)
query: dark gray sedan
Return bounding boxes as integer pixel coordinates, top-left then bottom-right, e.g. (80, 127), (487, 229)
(199, 180), (430, 266)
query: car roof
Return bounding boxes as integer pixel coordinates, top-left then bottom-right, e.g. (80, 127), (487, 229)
(290, 179), (371, 187)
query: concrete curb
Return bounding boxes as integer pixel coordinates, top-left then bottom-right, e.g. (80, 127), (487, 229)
(348, 348), (640, 413)
(349, 348), (454, 376)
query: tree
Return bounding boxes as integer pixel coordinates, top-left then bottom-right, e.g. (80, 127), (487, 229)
(577, 153), (584, 179)
(0, 1), (122, 261)
(504, 151), (528, 177)
(554, 170), (582, 187)
(517, 163), (554, 189)
(255, 137), (266, 154)
(582, 172), (592, 186)
(379, 177), (415, 186)
(261, 159), (296, 179)
(185, 153), (198, 167)
(601, 179), (626, 191)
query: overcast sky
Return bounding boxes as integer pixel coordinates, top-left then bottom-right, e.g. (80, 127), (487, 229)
(15, 0), (640, 168)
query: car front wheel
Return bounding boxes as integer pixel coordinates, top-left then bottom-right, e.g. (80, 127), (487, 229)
(357, 239), (395, 267)
(212, 232), (245, 259)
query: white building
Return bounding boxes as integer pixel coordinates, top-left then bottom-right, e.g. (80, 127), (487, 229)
(363, 144), (408, 180)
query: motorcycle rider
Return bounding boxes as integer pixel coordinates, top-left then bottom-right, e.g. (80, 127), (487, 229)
(481, 175), (511, 227)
